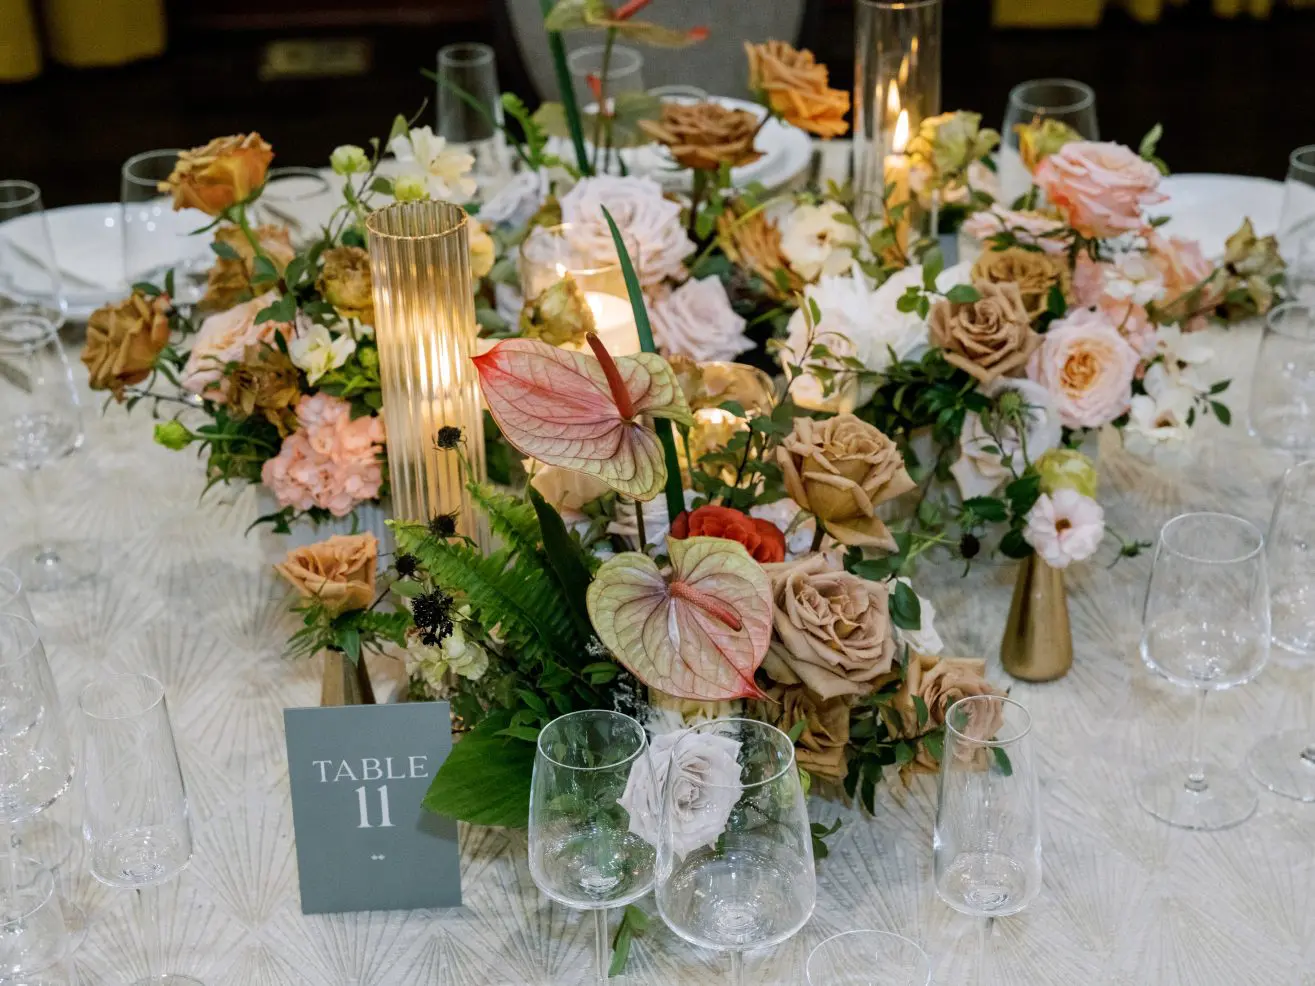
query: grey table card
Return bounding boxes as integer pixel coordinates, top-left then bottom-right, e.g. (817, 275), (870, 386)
(283, 701), (461, 914)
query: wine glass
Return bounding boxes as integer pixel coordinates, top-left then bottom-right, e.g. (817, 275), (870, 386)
(806, 930), (932, 986)
(1247, 460), (1315, 801)
(654, 718), (816, 985)
(528, 710), (654, 983)
(1278, 145), (1315, 305)
(80, 673), (200, 986)
(934, 696), (1041, 984)
(566, 44), (646, 108)
(1137, 512), (1270, 830)
(436, 42), (510, 189)
(0, 566), (33, 622)
(999, 78), (1099, 205)
(120, 149), (210, 301)
(1249, 302), (1315, 454)
(0, 317), (97, 591)
(0, 858), (70, 980)
(0, 180), (64, 334)
(250, 166), (334, 248)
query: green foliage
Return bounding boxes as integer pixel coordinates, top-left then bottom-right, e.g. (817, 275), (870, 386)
(609, 905), (651, 976)
(422, 713), (537, 827)
(285, 596), (411, 664)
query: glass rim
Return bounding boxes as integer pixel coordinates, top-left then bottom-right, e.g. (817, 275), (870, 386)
(856, 0), (943, 7)
(1289, 144), (1315, 176)
(0, 613), (41, 669)
(678, 717), (797, 790)
(806, 929), (931, 982)
(0, 860), (55, 926)
(945, 695), (1032, 747)
(364, 199), (468, 241)
(0, 179), (42, 210)
(520, 222), (621, 278)
(0, 315), (63, 358)
(121, 148), (184, 187)
(1265, 300), (1315, 340)
(1008, 77), (1096, 115)
(566, 43), (643, 75)
(438, 42), (495, 67)
(1158, 510), (1265, 565)
(79, 672), (166, 721)
(535, 709), (648, 772)
(262, 166), (332, 201)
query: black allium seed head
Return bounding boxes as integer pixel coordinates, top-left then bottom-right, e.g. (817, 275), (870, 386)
(428, 513), (458, 539)
(394, 553), (419, 579)
(959, 533), (981, 560)
(435, 426), (463, 450)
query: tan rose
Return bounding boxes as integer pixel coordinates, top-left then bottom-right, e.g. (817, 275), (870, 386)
(888, 652), (1005, 771)
(227, 344), (301, 436)
(971, 247), (1071, 322)
(755, 681), (850, 783)
(275, 533), (377, 616)
(929, 281), (1039, 384)
(159, 133), (274, 216)
(759, 554), (899, 700)
(202, 223), (296, 311)
(718, 202), (803, 302)
(82, 291), (171, 399)
(317, 246), (374, 326)
(640, 101), (764, 171)
(777, 415), (916, 550)
(744, 41), (849, 139)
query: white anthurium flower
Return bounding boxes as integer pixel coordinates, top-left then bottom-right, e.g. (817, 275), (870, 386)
(780, 202), (860, 281)
(288, 319), (356, 385)
(388, 125), (477, 201)
(1103, 250), (1166, 306)
(950, 378), (1062, 500)
(893, 577), (944, 655)
(1023, 489), (1105, 569)
(617, 728), (742, 857)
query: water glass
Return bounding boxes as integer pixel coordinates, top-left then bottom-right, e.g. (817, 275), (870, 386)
(249, 166), (334, 247)
(0, 859), (67, 978)
(0, 615), (73, 825)
(648, 84), (707, 104)
(0, 180), (64, 335)
(81, 673), (200, 986)
(436, 42), (509, 186)
(655, 719), (815, 985)
(806, 930), (932, 986)
(999, 78), (1098, 204)
(0, 318), (96, 591)
(1279, 145), (1315, 305)
(121, 150), (210, 300)
(1137, 512), (1269, 830)
(567, 44), (645, 109)
(528, 710), (654, 982)
(1250, 302), (1315, 454)
(0, 567), (34, 622)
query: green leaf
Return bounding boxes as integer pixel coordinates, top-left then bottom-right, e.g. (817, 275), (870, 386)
(894, 741), (915, 765)
(210, 240), (241, 261)
(338, 628), (361, 664)
(921, 247), (944, 290)
(1210, 401), (1232, 426)
(251, 255), (279, 284)
(1138, 122), (1164, 161)
(945, 284), (981, 304)
(962, 496), (1009, 523)
(922, 728), (944, 763)
(1209, 379), (1231, 395)
(528, 484), (595, 637)
(388, 113), (411, 146)
(999, 529), (1033, 560)
(370, 175), (395, 197)
(889, 581), (922, 631)
(132, 280), (162, 296)
(391, 579), (423, 598)
(913, 695), (929, 728)
(422, 715), (536, 826)
(786, 719), (808, 744)
(992, 747), (1013, 776)
(1046, 282), (1068, 317)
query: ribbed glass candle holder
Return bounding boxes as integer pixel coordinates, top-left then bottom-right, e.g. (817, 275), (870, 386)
(365, 201), (486, 543)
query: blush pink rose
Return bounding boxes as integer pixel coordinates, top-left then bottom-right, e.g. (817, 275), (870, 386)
(181, 291), (294, 400)
(1147, 231), (1221, 332)
(962, 207), (1068, 255)
(1034, 141), (1166, 239)
(1027, 306), (1141, 429)
(1097, 297), (1157, 361)
(262, 394), (387, 517)
(1071, 254), (1107, 307)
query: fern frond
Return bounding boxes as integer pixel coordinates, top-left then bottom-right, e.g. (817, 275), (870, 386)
(468, 482), (542, 559)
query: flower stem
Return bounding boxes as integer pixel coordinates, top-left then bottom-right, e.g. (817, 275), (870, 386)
(810, 521), (826, 553)
(688, 168), (709, 242)
(591, 30), (617, 174)
(540, 0), (591, 174)
(633, 499), (647, 553)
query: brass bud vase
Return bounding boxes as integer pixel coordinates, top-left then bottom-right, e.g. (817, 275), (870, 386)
(320, 651), (377, 706)
(1000, 554), (1073, 682)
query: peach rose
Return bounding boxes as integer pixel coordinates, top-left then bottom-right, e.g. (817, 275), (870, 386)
(1027, 306), (1140, 429)
(82, 291), (171, 398)
(275, 533), (377, 616)
(1147, 231), (1221, 331)
(1033, 141), (1166, 238)
(744, 40), (849, 139)
(159, 133), (274, 216)
(180, 292), (293, 400)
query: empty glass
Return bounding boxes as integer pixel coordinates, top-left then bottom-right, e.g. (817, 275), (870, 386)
(436, 42), (509, 187)
(528, 710), (653, 983)
(999, 79), (1099, 205)
(806, 930), (932, 986)
(1247, 460), (1315, 801)
(1249, 302), (1315, 454)
(0, 180), (64, 335)
(0, 859), (68, 979)
(0, 567), (33, 622)
(121, 150), (211, 301)
(1138, 512), (1269, 829)
(1278, 145), (1315, 305)
(250, 166), (333, 248)
(81, 673), (200, 986)
(0, 318), (96, 591)
(0, 615), (73, 825)
(655, 719), (815, 985)
(567, 44), (645, 109)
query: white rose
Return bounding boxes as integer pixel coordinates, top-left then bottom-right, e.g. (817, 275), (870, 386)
(618, 728), (742, 857)
(649, 277), (752, 362)
(559, 176), (694, 288)
(893, 577), (944, 656)
(480, 168), (549, 228)
(780, 202), (859, 281)
(388, 125), (477, 201)
(288, 319), (356, 385)
(950, 378), (1062, 500)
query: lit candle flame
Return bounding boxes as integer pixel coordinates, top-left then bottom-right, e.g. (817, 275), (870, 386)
(886, 81), (901, 123)
(893, 109), (910, 154)
(555, 262), (568, 278)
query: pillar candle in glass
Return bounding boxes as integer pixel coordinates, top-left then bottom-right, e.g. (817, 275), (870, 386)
(853, 0), (942, 238)
(365, 201), (486, 542)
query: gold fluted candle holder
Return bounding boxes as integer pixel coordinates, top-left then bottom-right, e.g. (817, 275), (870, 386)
(365, 201), (486, 544)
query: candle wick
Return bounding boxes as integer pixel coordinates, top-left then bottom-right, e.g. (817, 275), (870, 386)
(586, 331), (635, 420)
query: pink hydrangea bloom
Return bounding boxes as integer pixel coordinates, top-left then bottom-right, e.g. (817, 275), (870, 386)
(261, 394), (386, 517)
(1034, 141), (1166, 239)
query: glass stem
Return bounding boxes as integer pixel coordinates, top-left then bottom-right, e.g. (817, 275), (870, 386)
(1186, 688), (1209, 793)
(4, 819), (17, 923)
(593, 907), (609, 983)
(978, 916), (993, 986)
(729, 949), (744, 986)
(21, 467), (50, 557)
(136, 884), (162, 977)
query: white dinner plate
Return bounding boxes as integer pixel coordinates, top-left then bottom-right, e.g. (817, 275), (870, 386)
(1153, 173), (1283, 259)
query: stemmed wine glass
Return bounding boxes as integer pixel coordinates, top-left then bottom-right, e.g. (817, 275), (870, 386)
(1248, 302), (1315, 455)
(998, 78), (1099, 204)
(933, 695), (1041, 985)
(528, 710), (654, 984)
(1247, 460), (1315, 801)
(806, 930), (932, 986)
(81, 673), (200, 986)
(654, 718), (815, 985)
(0, 317), (97, 591)
(0, 858), (72, 982)
(1137, 512), (1270, 829)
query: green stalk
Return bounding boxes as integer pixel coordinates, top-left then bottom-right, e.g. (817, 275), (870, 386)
(539, 0), (591, 175)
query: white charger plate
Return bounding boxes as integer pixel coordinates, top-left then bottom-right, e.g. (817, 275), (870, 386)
(1153, 173), (1283, 259)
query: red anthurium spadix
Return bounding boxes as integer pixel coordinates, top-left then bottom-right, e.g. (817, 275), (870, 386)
(472, 333), (693, 501)
(586, 536), (773, 702)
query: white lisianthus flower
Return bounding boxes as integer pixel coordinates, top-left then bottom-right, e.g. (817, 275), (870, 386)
(1103, 251), (1166, 306)
(558, 176), (693, 288)
(480, 168), (549, 228)
(1023, 489), (1105, 569)
(388, 125), (477, 201)
(649, 277), (753, 362)
(289, 319), (356, 385)
(404, 606), (490, 695)
(951, 378), (1062, 499)
(393, 174), (427, 202)
(618, 728), (742, 857)
(1124, 363), (1199, 455)
(893, 577), (944, 655)
(780, 202), (859, 281)
(1153, 324), (1214, 392)
(330, 144), (370, 176)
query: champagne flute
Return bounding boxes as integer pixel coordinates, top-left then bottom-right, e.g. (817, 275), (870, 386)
(120, 150), (210, 301)
(528, 710), (654, 983)
(435, 42), (510, 189)
(655, 719), (815, 985)
(0, 180), (64, 334)
(934, 696), (1041, 985)
(806, 929), (932, 986)
(0, 566), (33, 622)
(1137, 512), (1270, 829)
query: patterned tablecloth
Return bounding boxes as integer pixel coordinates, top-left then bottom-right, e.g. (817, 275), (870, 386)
(6, 177), (1315, 986)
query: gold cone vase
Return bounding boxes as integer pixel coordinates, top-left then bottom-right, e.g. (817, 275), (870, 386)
(320, 650), (377, 706)
(1000, 554), (1072, 682)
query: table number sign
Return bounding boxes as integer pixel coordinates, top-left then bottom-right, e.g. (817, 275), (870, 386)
(283, 701), (461, 914)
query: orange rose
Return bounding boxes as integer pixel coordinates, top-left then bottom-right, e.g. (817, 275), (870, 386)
(745, 40), (849, 139)
(669, 505), (786, 564)
(82, 291), (171, 398)
(159, 133), (274, 216)
(274, 534), (377, 616)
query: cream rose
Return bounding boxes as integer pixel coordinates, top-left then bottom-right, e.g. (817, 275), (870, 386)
(559, 176), (694, 288)
(649, 277), (753, 363)
(1027, 307), (1140, 429)
(780, 203), (859, 281)
(181, 292), (291, 399)
(274, 533), (377, 616)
